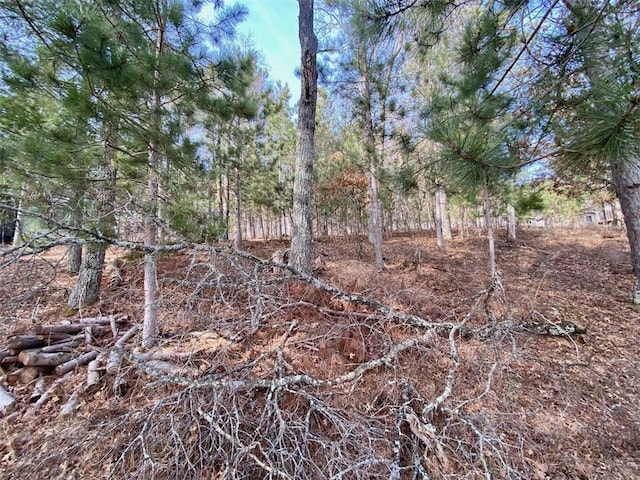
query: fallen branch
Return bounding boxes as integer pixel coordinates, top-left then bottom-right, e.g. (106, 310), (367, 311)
(28, 373), (72, 414)
(55, 350), (100, 376)
(18, 350), (75, 367)
(60, 385), (82, 418)
(106, 325), (140, 374)
(85, 354), (105, 394)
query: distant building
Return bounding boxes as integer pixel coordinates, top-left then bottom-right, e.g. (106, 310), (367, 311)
(583, 201), (619, 225)
(524, 216), (546, 228)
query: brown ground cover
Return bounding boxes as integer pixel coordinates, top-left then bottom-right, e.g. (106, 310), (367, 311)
(0, 227), (638, 479)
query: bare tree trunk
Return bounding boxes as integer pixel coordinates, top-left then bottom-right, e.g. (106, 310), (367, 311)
(440, 187), (453, 241)
(66, 188), (84, 273)
(435, 189), (444, 248)
(507, 203), (517, 241)
(68, 242), (107, 309)
(363, 82), (384, 270)
(289, 2), (317, 273)
(68, 121), (117, 310)
(234, 165), (242, 249)
(12, 182), (25, 245)
(142, 15), (164, 349)
(612, 158), (640, 304)
(483, 181), (497, 281)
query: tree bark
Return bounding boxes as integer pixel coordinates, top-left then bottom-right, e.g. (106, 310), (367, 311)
(435, 188), (444, 248)
(68, 120), (117, 309)
(142, 9), (164, 349)
(12, 182), (25, 245)
(439, 185), (452, 241)
(612, 158), (640, 304)
(363, 81), (384, 271)
(66, 188), (84, 273)
(289, 0), (318, 274)
(507, 203), (517, 241)
(68, 242), (108, 309)
(483, 180), (497, 281)
(233, 164), (242, 249)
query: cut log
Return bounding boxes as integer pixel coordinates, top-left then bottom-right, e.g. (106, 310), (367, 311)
(85, 355), (104, 394)
(34, 324), (106, 336)
(1, 355), (19, 365)
(18, 350), (75, 367)
(6, 366), (44, 385)
(55, 350), (99, 376)
(0, 385), (16, 416)
(60, 386), (82, 418)
(106, 324), (140, 374)
(79, 315), (127, 326)
(41, 339), (81, 353)
(6, 335), (47, 354)
(29, 377), (47, 404)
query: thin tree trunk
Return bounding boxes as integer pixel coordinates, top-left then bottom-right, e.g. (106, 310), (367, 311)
(435, 189), (444, 248)
(66, 188), (83, 273)
(364, 86), (384, 270)
(507, 203), (517, 241)
(440, 187), (453, 241)
(12, 182), (25, 245)
(234, 165), (242, 249)
(483, 180), (497, 281)
(142, 14), (164, 349)
(289, 0), (318, 274)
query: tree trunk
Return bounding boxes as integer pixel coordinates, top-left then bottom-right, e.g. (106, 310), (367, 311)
(612, 158), (640, 304)
(507, 203), (517, 241)
(68, 242), (107, 309)
(439, 186), (452, 241)
(142, 16), (164, 349)
(12, 182), (25, 245)
(363, 85), (384, 271)
(435, 189), (444, 248)
(234, 165), (242, 249)
(483, 181), (497, 281)
(289, 0), (318, 274)
(68, 117), (117, 310)
(66, 188), (84, 273)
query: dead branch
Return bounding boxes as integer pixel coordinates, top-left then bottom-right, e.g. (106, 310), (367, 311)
(54, 350), (100, 376)
(106, 324), (140, 374)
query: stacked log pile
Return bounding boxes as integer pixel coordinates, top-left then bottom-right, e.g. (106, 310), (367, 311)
(0, 315), (137, 417)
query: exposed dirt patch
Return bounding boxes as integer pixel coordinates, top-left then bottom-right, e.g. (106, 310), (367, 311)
(0, 227), (638, 479)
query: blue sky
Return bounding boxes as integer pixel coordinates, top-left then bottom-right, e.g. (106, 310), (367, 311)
(226, 1), (301, 102)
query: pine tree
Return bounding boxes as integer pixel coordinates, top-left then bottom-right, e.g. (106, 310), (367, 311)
(289, 0), (318, 274)
(549, 0), (640, 303)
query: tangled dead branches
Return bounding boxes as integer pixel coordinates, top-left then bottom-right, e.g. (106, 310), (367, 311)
(2, 244), (554, 479)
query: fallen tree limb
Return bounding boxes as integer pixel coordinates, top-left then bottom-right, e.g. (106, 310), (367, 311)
(18, 350), (75, 367)
(34, 324), (106, 336)
(122, 329), (439, 391)
(28, 373), (72, 414)
(55, 350), (99, 376)
(79, 315), (128, 326)
(6, 335), (47, 354)
(86, 354), (105, 394)
(106, 325), (140, 374)
(60, 385), (82, 418)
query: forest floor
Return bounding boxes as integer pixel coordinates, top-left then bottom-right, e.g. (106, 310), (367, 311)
(0, 227), (638, 479)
